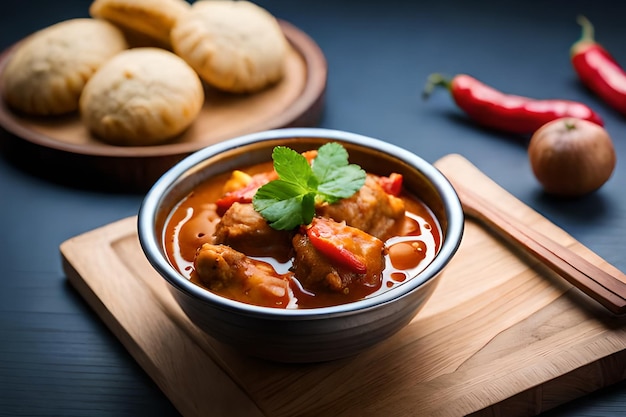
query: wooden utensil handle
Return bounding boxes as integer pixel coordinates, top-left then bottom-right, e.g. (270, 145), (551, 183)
(453, 182), (626, 315)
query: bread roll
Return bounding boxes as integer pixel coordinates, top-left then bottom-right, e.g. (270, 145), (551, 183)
(89, 0), (190, 47)
(1, 18), (128, 116)
(171, 0), (288, 93)
(79, 47), (204, 146)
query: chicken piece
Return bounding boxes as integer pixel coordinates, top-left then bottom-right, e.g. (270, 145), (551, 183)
(193, 243), (292, 308)
(213, 202), (294, 262)
(316, 174), (405, 241)
(291, 218), (384, 293)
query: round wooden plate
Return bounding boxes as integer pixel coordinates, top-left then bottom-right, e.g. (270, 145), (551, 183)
(0, 20), (327, 192)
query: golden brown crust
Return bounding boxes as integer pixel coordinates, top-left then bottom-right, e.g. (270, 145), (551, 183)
(171, 0), (288, 93)
(79, 47), (204, 146)
(1, 18), (128, 116)
(89, 0), (190, 47)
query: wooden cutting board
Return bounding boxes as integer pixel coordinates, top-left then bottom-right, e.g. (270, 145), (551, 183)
(60, 154), (626, 417)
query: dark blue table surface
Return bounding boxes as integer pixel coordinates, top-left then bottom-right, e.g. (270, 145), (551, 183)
(1, 0), (625, 415)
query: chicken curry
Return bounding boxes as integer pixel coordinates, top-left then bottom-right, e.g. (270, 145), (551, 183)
(164, 143), (442, 309)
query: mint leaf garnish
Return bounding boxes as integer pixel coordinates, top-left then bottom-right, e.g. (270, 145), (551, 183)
(252, 143), (366, 230)
(271, 146), (313, 188)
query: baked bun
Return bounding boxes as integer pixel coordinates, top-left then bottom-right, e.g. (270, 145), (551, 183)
(1, 18), (128, 116)
(171, 0), (288, 93)
(89, 0), (190, 48)
(79, 47), (204, 146)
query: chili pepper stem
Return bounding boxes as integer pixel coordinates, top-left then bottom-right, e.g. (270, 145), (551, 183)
(422, 73), (452, 100)
(576, 15), (595, 44)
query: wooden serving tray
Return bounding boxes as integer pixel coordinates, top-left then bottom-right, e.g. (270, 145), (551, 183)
(0, 20), (326, 192)
(60, 154), (626, 416)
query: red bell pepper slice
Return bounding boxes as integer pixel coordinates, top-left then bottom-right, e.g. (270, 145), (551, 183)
(305, 218), (368, 274)
(378, 173), (403, 196)
(215, 181), (259, 214)
(215, 171), (277, 214)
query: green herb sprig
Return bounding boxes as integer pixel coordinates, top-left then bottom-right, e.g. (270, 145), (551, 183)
(252, 142), (366, 230)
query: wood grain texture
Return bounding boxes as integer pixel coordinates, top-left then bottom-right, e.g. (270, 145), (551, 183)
(450, 180), (626, 315)
(60, 154), (626, 417)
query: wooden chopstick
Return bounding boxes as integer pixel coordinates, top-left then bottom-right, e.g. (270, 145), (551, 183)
(450, 180), (626, 316)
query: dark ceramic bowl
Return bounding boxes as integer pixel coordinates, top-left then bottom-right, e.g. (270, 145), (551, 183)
(138, 127), (464, 363)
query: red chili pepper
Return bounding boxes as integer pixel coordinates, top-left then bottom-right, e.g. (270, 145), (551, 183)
(571, 15), (626, 117)
(304, 218), (368, 274)
(423, 73), (604, 134)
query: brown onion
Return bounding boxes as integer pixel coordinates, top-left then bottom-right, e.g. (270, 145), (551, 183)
(528, 117), (616, 197)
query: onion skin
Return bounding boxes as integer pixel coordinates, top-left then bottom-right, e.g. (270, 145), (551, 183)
(528, 117), (616, 197)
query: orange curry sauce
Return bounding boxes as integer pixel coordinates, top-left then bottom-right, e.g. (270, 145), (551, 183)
(163, 161), (442, 309)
